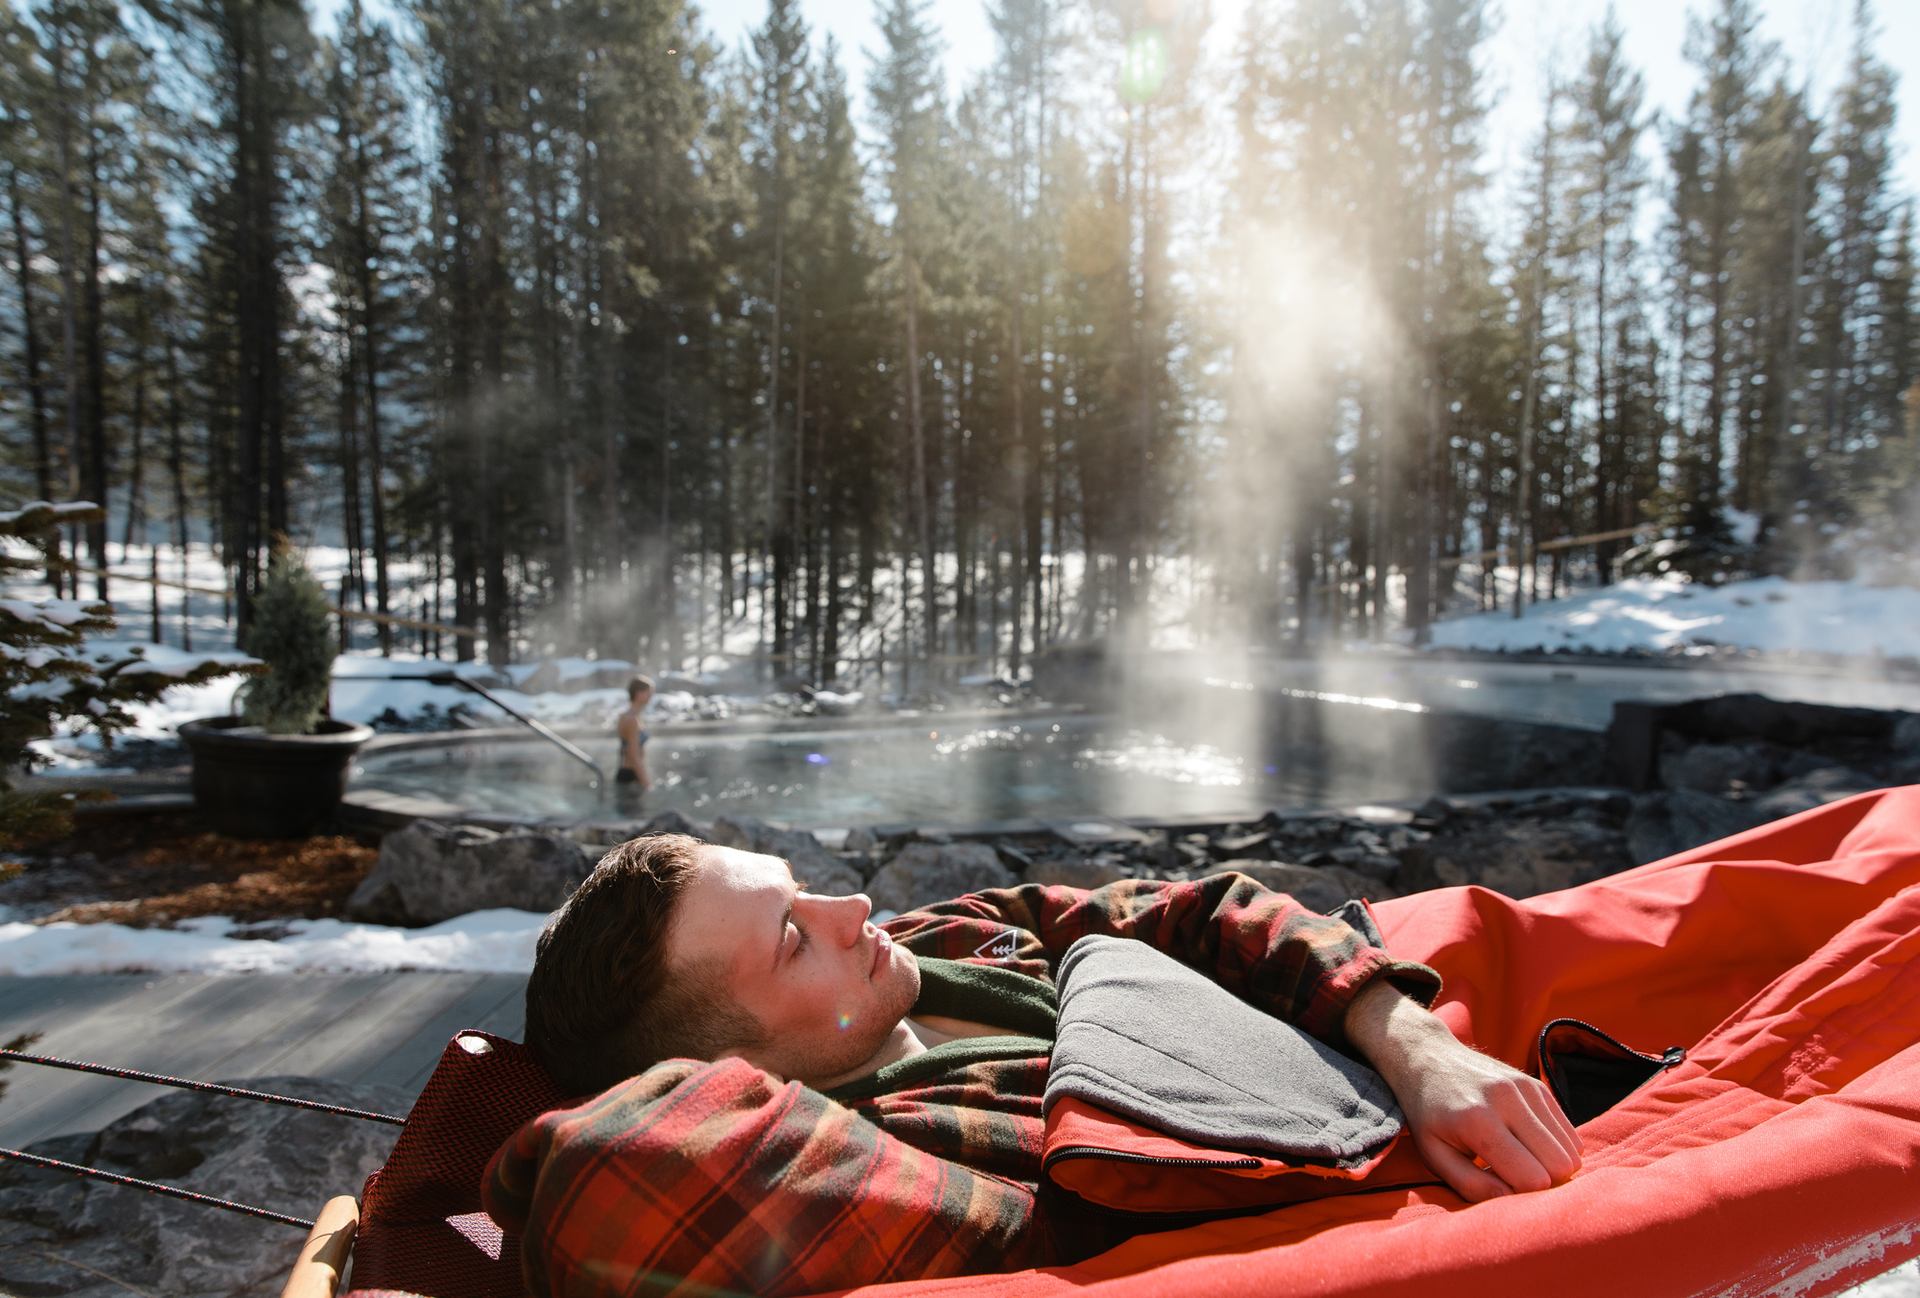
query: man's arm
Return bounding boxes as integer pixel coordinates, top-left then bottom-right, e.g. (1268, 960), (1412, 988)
(1344, 980), (1583, 1201)
(486, 1057), (1045, 1298)
(892, 875), (1580, 1202)
(886, 872), (1441, 1044)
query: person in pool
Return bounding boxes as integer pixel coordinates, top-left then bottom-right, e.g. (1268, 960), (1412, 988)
(614, 675), (653, 801)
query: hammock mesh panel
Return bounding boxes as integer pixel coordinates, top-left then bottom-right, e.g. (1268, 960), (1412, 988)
(346, 1031), (563, 1298)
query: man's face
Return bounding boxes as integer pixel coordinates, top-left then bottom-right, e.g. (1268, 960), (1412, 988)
(666, 844), (920, 1086)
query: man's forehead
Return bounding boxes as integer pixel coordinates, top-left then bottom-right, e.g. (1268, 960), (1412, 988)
(667, 846), (793, 974)
(702, 845), (794, 890)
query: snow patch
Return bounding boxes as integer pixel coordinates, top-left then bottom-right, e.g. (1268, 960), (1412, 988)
(1708, 1222), (1920, 1298)
(0, 910), (546, 976)
(1429, 575), (1920, 660)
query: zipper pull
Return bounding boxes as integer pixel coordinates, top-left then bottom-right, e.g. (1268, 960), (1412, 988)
(1663, 1046), (1686, 1067)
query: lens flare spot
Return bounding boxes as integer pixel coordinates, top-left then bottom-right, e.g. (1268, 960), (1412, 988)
(837, 1012), (853, 1031)
(806, 752), (830, 765)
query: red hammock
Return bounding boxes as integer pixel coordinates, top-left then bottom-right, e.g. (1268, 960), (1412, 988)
(342, 785), (1920, 1298)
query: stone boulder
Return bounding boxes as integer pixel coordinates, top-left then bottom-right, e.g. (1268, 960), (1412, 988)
(639, 809), (709, 840)
(1210, 861), (1384, 912)
(1749, 767), (1885, 821)
(346, 819), (597, 924)
(1024, 855), (1136, 891)
(1624, 790), (1770, 866)
(0, 1076), (407, 1298)
(707, 814), (850, 889)
(1894, 713), (1920, 756)
(867, 842), (1017, 915)
(797, 856), (867, 897)
(1412, 817), (1632, 899)
(1660, 740), (1778, 794)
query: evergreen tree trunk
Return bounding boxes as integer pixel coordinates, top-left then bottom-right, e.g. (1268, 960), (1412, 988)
(6, 162), (58, 588)
(49, 25), (85, 598)
(905, 256), (933, 680)
(164, 326), (192, 652)
(481, 86), (511, 668)
(338, 333), (366, 613)
(355, 176), (394, 653)
(765, 149), (788, 668)
(121, 287), (152, 555)
(81, 40), (109, 599)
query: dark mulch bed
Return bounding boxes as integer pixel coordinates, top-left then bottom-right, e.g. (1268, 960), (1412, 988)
(0, 811), (376, 928)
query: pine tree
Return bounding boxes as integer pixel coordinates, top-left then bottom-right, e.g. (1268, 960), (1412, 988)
(1511, 77), (1571, 613)
(157, 0), (318, 640)
(1404, 0), (1493, 638)
(1567, 5), (1649, 580)
(986, 0), (1058, 671)
(748, 0), (809, 668)
(1811, 0), (1904, 513)
(1668, 0), (1772, 540)
(0, 501), (256, 843)
(0, 8), (60, 543)
(1860, 203), (1916, 561)
(869, 0), (944, 683)
(790, 37), (886, 681)
(319, 0), (420, 656)
(240, 544), (335, 733)
(1732, 75), (1817, 546)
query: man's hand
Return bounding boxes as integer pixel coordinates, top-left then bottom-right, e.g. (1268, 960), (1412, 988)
(1343, 980), (1581, 1202)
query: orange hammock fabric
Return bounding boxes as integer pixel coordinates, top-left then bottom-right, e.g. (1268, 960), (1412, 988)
(347, 785), (1920, 1298)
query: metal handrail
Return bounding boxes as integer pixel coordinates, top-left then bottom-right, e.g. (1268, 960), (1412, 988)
(371, 671), (607, 790)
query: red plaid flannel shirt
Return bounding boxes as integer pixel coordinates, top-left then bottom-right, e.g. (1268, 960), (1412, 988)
(484, 872), (1440, 1298)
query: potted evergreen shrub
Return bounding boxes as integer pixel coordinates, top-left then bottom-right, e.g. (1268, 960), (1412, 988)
(180, 545), (374, 838)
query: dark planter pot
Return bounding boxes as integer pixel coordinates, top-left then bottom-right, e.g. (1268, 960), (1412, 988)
(179, 715), (375, 839)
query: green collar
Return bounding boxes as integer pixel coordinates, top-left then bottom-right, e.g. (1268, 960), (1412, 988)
(826, 956), (1056, 1102)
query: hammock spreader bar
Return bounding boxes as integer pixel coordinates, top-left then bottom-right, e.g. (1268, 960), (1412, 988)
(0, 1048), (407, 1125)
(0, 1145), (314, 1229)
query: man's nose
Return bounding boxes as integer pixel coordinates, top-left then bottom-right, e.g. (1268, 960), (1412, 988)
(802, 890), (873, 944)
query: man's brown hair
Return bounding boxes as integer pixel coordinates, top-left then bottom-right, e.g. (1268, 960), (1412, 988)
(524, 832), (768, 1097)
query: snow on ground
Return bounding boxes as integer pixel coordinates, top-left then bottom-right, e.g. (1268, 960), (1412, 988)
(1427, 574), (1920, 660)
(0, 909), (544, 976)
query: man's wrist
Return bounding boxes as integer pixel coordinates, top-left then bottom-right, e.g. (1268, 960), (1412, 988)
(1343, 979), (1453, 1091)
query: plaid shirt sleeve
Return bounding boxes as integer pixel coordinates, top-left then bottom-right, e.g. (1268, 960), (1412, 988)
(883, 872), (1441, 1044)
(484, 1056), (1045, 1298)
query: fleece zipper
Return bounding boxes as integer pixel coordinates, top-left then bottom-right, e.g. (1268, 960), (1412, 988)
(1043, 1146), (1263, 1174)
(1536, 1017), (1687, 1070)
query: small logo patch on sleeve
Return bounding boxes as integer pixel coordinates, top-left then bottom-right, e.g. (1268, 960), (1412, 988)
(972, 930), (1020, 961)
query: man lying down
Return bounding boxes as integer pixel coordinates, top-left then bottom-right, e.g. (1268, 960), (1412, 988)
(484, 833), (1582, 1298)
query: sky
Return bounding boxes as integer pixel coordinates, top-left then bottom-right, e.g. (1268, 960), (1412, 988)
(695, 0), (1920, 212)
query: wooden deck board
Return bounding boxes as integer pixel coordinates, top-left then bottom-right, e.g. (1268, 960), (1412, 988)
(0, 975), (349, 1140)
(259, 973), (488, 1087)
(0, 973), (531, 1145)
(381, 975), (528, 1095)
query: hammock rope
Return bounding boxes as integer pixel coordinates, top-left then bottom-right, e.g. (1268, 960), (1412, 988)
(0, 1047), (408, 1230)
(0, 1145), (315, 1229)
(0, 1048), (407, 1125)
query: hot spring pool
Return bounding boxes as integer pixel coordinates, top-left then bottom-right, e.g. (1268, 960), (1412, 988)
(351, 713), (1432, 828)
